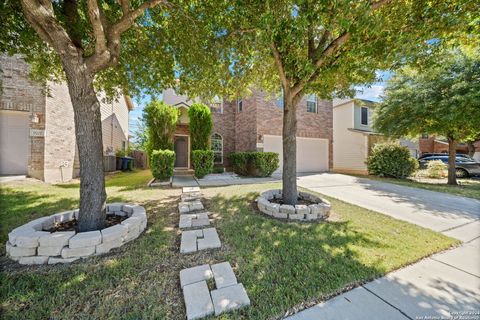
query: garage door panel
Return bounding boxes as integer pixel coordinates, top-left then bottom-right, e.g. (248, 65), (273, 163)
(0, 111), (29, 175)
(263, 135), (329, 173)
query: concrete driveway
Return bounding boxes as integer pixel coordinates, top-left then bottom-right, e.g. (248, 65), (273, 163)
(297, 173), (480, 242)
(287, 173), (480, 320)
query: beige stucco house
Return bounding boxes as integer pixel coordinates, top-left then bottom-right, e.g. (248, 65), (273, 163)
(0, 55), (133, 182)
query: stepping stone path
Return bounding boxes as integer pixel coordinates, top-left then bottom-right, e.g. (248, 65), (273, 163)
(180, 262), (250, 319)
(180, 228), (221, 253)
(177, 186), (251, 319)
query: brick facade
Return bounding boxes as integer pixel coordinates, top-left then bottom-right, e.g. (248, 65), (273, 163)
(169, 89), (333, 170)
(0, 55), (130, 182)
(418, 137), (469, 155)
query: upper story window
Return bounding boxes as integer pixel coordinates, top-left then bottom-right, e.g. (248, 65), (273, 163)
(211, 133), (223, 164)
(306, 94), (317, 113)
(276, 88), (284, 108)
(208, 96), (223, 113)
(237, 99), (243, 112)
(361, 107), (369, 125)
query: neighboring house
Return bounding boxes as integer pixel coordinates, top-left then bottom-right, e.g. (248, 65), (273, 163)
(418, 135), (469, 155)
(162, 88), (333, 173)
(0, 55), (133, 182)
(474, 141), (480, 162)
(333, 99), (389, 174)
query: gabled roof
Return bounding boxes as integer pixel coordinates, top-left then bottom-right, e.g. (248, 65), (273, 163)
(173, 102), (190, 108)
(333, 98), (377, 109)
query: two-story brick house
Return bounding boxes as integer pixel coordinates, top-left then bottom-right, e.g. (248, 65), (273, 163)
(0, 55), (133, 182)
(163, 88), (333, 173)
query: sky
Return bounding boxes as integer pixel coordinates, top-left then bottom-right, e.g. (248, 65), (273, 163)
(128, 70), (392, 137)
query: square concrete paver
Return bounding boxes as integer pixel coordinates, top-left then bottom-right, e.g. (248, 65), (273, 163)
(183, 281), (214, 320)
(197, 228), (221, 251)
(431, 238), (480, 277)
(180, 264), (213, 288)
(211, 262), (238, 289)
(286, 286), (408, 320)
(179, 213), (210, 229)
(211, 283), (250, 316)
(183, 186), (200, 193)
(364, 258), (480, 319)
(180, 230), (203, 253)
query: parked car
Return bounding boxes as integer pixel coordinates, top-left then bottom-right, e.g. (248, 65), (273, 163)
(418, 153), (473, 160)
(418, 155), (480, 178)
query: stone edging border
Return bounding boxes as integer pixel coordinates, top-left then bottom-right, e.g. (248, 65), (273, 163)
(257, 189), (331, 221)
(6, 203), (147, 265)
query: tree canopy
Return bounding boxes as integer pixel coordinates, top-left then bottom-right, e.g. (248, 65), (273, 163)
(373, 47), (480, 143)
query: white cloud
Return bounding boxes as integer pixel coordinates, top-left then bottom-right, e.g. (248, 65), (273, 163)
(354, 84), (385, 102)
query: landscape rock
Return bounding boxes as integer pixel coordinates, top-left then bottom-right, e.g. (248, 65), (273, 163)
(61, 246), (95, 258)
(19, 256), (49, 265)
(69, 231), (101, 249)
(39, 231), (75, 247)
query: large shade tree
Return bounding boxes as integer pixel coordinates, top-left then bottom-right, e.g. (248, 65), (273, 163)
(1, 0), (233, 231)
(224, 0), (475, 204)
(373, 47), (480, 185)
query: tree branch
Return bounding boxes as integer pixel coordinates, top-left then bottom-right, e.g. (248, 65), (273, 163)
(291, 0), (392, 96)
(118, 0), (130, 15)
(271, 42), (289, 90)
(20, 0), (80, 58)
(86, 0), (108, 54)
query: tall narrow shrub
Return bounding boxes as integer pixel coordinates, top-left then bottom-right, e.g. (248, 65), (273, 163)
(188, 103), (213, 150)
(143, 100), (179, 155)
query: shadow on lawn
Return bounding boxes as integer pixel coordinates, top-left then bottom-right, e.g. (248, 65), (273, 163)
(206, 192), (390, 318)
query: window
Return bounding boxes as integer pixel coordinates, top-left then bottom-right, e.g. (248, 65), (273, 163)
(208, 96), (223, 113)
(122, 141), (126, 151)
(361, 107), (369, 125)
(211, 133), (223, 164)
(306, 94), (317, 113)
(237, 99), (243, 112)
(276, 88), (284, 108)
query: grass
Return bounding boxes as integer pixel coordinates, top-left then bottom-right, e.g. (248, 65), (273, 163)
(0, 170), (458, 319)
(353, 174), (480, 200)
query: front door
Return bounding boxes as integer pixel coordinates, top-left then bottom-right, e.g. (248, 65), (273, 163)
(174, 136), (188, 168)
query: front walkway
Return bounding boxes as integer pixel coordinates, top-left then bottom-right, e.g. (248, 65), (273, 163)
(288, 173), (480, 319)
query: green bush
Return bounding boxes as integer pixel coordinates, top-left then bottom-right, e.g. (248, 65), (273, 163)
(188, 103), (213, 150)
(366, 143), (418, 178)
(426, 160), (447, 178)
(229, 152), (250, 176)
(143, 100), (179, 155)
(150, 149), (175, 180)
(229, 152), (279, 177)
(192, 150), (214, 178)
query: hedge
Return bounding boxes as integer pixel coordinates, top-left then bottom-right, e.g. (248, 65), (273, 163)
(366, 143), (418, 178)
(188, 103), (213, 150)
(143, 100), (179, 154)
(150, 149), (175, 180)
(229, 152), (279, 177)
(192, 150), (214, 178)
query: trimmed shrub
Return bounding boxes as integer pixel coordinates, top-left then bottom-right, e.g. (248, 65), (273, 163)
(143, 100), (179, 155)
(426, 160), (447, 178)
(366, 143), (418, 178)
(229, 152), (279, 177)
(188, 103), (213, 150)
(229, 152), (250, 176)
(192, 150), (214, 178)
(150, 149), (175, 180)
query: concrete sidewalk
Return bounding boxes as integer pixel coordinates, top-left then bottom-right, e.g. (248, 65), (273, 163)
(287, 173), (480, 319)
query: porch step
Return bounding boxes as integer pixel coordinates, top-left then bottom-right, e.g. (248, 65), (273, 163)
(174, 169), (195, 176)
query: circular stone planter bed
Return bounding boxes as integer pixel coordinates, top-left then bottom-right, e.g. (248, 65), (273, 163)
(5, 203), (147, 265)
(257, 189), (331, 221)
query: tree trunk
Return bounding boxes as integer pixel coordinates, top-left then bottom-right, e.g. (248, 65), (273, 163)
(467, 141), (475, 157)
(282, 91), (301, 205)
(447, 136), (457, 186)
(63, 60), (107, 231)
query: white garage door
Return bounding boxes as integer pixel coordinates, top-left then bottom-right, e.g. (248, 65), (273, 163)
(263, 135), (329, 173)
(0, 111), (29, 175)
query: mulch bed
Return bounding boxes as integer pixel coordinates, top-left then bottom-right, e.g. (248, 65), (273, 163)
(47, 214), (127, 232)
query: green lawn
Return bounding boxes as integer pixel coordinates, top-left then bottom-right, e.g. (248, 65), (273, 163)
(354, 175), (480, 200)
(0, 170), (458, 319)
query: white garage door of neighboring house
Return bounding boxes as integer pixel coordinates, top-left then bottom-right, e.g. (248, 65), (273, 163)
(263, 135), (329, 173)
(0, 111), (29, 175)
